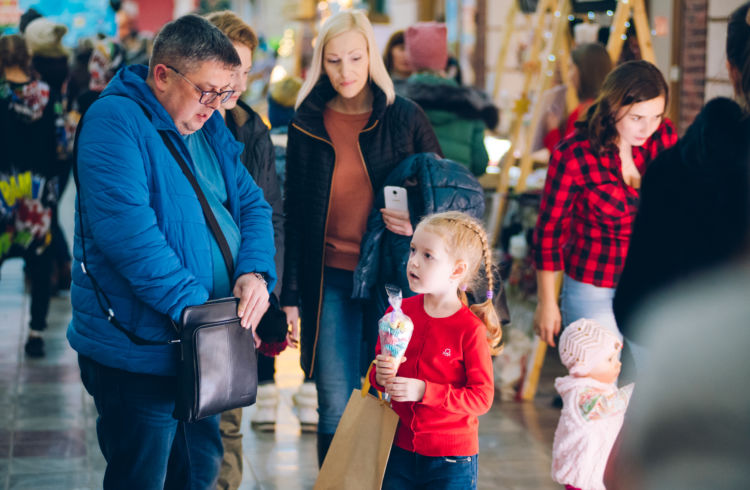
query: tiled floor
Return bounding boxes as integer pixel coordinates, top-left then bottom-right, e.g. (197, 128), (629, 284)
(0, 256), (566, 489)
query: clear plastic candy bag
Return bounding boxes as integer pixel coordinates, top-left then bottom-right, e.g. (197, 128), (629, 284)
(378, 285), (414, 362)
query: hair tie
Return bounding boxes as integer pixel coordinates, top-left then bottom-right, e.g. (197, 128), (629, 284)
(486, 290), (494, 300)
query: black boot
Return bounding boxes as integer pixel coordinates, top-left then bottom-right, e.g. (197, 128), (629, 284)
(317, 432), (334, 468)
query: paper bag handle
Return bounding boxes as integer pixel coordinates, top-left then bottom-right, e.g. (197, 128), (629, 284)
(362, 360), (383, 400)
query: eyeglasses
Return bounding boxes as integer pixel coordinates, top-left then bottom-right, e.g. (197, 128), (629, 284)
(166, 65), (235, 106)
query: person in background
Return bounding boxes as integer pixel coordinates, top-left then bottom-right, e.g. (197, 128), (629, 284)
(0, 34), (59, 358)
(444, 55), (463, 85)
(205, 10), (286, 489)
(371, 211), (500, 490)
(265, 73), (320, 433)
(70, 15), (275, 487)
(75, 37), (126, 118)
(267, 74), (303, 132)
(282, 9), (441, 466)
(543, 42), (612, 153)
(66, 37), (95, 112)
(24, 17), (73, 294)
(383, 29), (412, 93)
(533, 60), (677, 349)
(613, 1), (750, 372)
(115, 0), (153, 66)
(401, 22), (498, 176)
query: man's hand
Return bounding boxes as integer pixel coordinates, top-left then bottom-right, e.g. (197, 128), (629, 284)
(375, 354), (405, 387)
(385, 377), (425, 402)
(233, 273), (270, 337)
(380, 208), (413, 236)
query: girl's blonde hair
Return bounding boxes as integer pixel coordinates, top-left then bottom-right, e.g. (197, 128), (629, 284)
(416, 211), (503, 355)
(295, 10), (395, 109)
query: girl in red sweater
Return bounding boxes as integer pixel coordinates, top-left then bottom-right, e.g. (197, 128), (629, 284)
(370, 211), (502, 489)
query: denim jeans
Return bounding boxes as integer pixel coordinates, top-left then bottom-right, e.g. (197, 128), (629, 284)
(560, 274), (622, 340)
(78, 355), (223, 490)
(315, 267), (367, 435)
(382, 445), (478, 490)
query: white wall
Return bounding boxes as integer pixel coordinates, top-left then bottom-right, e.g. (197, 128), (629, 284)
(705, 0), (746, 101)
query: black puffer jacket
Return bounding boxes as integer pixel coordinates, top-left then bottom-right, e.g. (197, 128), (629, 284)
(353, 152), (485, 300)
(227, 100), (284, 297)
(613, 97), (750, 337)
(353, 152), (510, 327)
(281, 78), (441, 377)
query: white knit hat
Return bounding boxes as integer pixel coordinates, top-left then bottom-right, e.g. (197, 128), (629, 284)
(558, 319), (622, 376)
(24, 18), (69, 58)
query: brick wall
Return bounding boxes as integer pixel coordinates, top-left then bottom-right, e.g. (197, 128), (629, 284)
(679, 0), (708, 133)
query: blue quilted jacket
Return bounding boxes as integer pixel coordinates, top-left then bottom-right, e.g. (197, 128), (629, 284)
(67, 65), (276, 376)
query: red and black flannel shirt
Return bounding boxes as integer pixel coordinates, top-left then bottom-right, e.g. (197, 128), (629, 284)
(533, 120), (677, 288)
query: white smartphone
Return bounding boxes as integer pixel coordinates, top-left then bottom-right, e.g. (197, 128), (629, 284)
(384, 186), (408, 212)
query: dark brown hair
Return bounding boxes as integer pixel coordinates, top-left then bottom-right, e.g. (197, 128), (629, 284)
(583, 60), (668, 154)
(726, 2), (750, 110)
(383, 30), (405, 74)
(0, 34), (32, 75)
(572, 43), (612, 101)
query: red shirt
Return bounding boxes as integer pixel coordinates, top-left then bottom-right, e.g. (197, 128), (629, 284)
(369, 295), (494, 457)
(533, 120), (677, 288)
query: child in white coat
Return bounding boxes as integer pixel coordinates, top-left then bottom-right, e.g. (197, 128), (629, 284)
(551, 318), (634, 490)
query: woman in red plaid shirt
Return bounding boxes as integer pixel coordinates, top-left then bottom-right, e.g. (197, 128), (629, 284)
(533, 61), (677, 347)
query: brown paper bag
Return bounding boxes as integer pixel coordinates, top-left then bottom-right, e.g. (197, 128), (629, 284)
(314, 364), (399, 490)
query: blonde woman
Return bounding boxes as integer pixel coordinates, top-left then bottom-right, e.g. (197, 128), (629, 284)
(280, 10), (441, 465)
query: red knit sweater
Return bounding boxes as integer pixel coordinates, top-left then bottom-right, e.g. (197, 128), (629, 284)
(369, 295), (494, 457)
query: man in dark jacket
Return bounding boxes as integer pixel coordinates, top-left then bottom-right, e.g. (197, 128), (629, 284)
(69, 15), (276, 488)
(206, 10), (288, 489)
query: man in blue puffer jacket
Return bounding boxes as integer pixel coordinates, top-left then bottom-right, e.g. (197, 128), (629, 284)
(67, 15), (276, 489)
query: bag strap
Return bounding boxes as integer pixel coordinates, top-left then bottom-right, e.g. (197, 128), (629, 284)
(362, 360), (385, 400)
(73, 96), (235, 345)
(157, 131), (234, 279)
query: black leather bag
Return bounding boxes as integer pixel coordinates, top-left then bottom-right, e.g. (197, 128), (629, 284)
(73, 99), (260, 423)
(174, 297), (257, 422)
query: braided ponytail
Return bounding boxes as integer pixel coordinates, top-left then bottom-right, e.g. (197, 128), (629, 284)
(418, 211), (503, 355)
(465, 219), (503, 355)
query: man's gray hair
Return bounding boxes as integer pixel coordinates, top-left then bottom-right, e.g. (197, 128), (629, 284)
(148, 14), (240, 77)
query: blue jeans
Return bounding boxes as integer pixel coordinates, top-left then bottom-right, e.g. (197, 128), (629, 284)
(382, 445), (478, 490)
(315, 267), (366, 435)
(560, 274), (622, 340)
(78, 355), (223, 489)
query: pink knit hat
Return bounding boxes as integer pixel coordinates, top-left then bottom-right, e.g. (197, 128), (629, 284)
(405, 22), (448, 72)
(558, 319), (622, 376)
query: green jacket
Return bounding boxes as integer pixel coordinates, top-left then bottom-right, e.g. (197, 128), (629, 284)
(403, 73), (496, 176)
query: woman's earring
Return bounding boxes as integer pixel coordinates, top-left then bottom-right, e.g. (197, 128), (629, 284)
(460, 284), (468, 292)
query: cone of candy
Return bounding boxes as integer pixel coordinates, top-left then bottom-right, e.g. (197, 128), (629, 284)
(378, 285), (414, 365)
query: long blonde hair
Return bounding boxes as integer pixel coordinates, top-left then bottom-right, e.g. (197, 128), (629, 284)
(295, 10), (395, 109)
(417, 211), (503, 355)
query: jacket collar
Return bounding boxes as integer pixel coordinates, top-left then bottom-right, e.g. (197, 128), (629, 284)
(293, 76), (386, 141)
(101, 64), (241, 160)
(228, 99), (252, 128)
